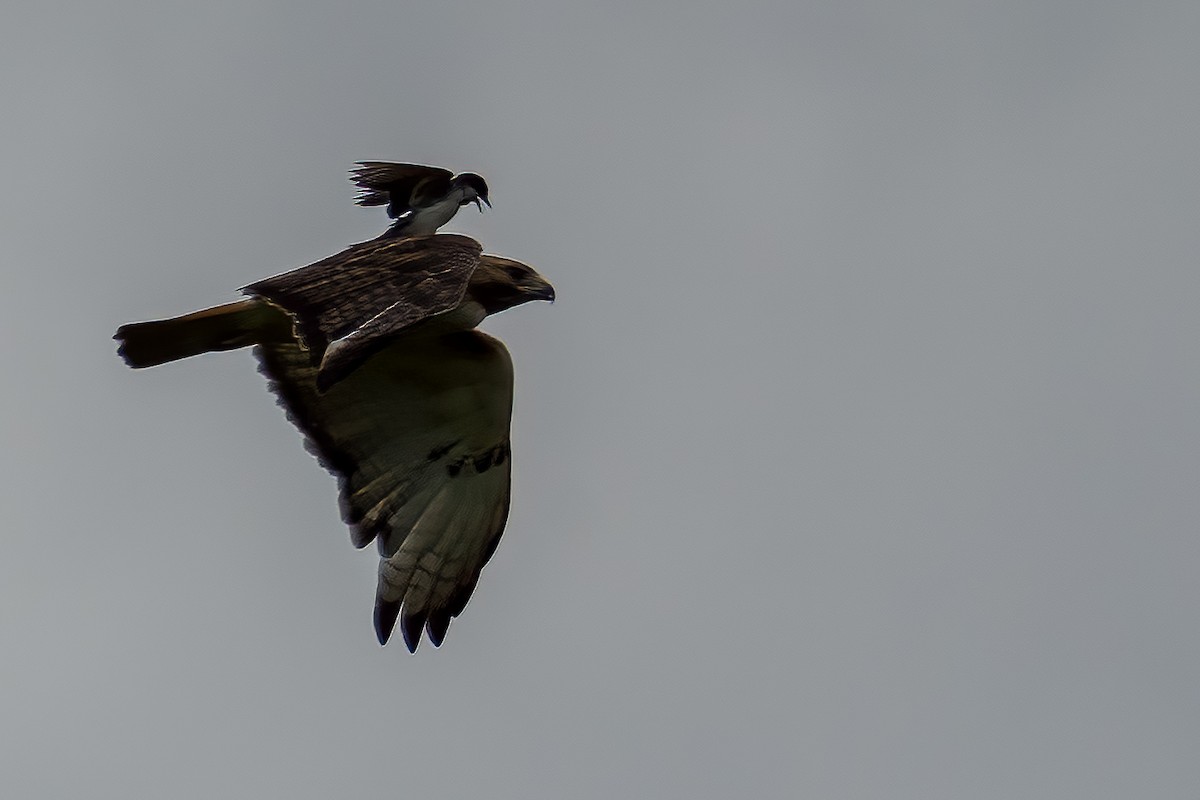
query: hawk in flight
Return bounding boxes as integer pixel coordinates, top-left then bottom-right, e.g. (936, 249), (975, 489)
(115, 230), (553, 652)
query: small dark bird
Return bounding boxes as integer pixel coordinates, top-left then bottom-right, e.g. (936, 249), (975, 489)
(351, 162), (491, 238)
(115, 234), (553, 652)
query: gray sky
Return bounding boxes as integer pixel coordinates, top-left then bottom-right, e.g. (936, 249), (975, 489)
(2, 1), (1198, 797)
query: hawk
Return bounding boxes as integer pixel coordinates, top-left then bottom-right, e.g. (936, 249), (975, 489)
(350, 162), (490, 238)
(115, 233), (553, 652)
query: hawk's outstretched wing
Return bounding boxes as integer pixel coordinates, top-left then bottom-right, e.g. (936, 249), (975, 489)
(244, 234), (482, 388)
(256, 329), (514, 652)
(350, 162), (454, 219)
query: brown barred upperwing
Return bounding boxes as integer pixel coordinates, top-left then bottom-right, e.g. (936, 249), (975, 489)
(244, 234), (481, 371)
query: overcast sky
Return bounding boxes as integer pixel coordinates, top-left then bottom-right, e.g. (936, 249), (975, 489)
(2, 1), (1198, 797)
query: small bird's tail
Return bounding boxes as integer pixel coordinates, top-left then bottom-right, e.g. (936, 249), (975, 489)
(115, 299), (286, 368)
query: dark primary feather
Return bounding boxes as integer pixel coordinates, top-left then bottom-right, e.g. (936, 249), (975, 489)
(375, 601), (402, 647)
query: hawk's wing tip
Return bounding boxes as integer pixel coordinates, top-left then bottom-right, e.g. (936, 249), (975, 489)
(374, 599), (400, 647)
(400, 610), (427, 653)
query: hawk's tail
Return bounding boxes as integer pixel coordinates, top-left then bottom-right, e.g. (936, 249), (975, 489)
(115, 299), (288, 368)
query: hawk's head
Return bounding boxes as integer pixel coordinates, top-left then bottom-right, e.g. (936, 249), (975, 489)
(470, 256), (555, 314)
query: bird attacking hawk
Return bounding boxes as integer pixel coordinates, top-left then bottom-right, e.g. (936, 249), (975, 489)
(115, 188), (552, 652)
(350, 162), (491, 238)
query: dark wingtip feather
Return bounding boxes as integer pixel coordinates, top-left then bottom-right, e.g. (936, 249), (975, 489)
(350, 161), (405, 208)
(426, 608), (452, 648)
(400, 610), (427, 654)
(354, 189), (388, 208)
(374, 599), (401, 646)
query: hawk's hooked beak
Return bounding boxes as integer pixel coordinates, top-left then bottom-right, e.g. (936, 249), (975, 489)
(530, 279), (555, 303)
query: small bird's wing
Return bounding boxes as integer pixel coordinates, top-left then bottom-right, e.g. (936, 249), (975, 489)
(244, 234), (482, 387)
(256, 329), (515, 652)
(350, 162), (455, 218)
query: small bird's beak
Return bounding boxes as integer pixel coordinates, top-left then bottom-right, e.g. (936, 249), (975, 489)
(474, 195), (491, 212)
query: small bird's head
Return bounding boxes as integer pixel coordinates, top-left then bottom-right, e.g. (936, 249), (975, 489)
(470, 255), (555, 314)
(453, 172), (491, 212)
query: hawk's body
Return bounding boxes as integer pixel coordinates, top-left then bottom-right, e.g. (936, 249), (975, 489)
(115, 233), (552, 651)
